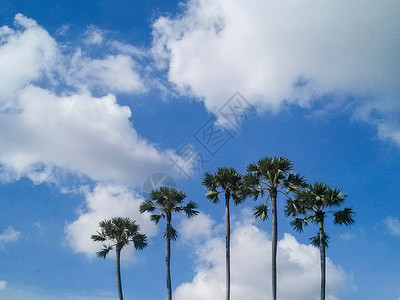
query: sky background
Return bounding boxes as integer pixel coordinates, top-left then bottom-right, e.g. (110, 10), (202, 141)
(0, 1), (399, 299)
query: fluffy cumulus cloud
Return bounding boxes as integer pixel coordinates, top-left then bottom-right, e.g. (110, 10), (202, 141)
(384, 216), (400, 237)
(0, 85), (174, 185)
(152, 0), (400, 146)
(174, 216), (352, 300)
(0, 14), (175, 186)
(65, 184), (157, 258)
(0, 226), (21, 246)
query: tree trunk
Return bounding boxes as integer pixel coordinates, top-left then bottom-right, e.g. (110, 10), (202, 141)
(319, 221), (326, 300)
(116, 247), (124, 300)
(166, 212), (172, 300)
(270, 188), (278, 300)
(225, 192), (231, 300)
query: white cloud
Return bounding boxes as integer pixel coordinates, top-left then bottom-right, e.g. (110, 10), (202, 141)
(0, 280), (7, 290)
(173, 217), (352, 300)
(0, 14), (177, 186)
(0, 226), (21, 246)
(0, 86), (174, 185)
(65, 184), (157, 258)
(384, 216), (400, 237)
(178, 211), (215, 242)
(67, 51), (146, 94)
(84, 26), (105, 45)
(0, 14), (57, 109)
(152, 0), (400, 146)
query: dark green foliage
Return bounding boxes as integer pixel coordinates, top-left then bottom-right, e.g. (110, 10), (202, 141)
(139, 186), (199, 239)
(202, 167), (248, 205)
(91, 217), (148, 258)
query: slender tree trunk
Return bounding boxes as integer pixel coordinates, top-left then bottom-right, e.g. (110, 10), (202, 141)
(116, 247), (124, 300)
(166, 212), (172, 300)
(270, 188), (278, 300)
(225, 192), (231, 300)
(319, 221), (326, 300)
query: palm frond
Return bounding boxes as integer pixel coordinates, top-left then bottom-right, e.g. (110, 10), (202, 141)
(284, 172), (307, 193)
(132, 233), (148, 250)
(310, 231), (329, 248)
(164, 226), (178, 241)
(91, 233), (107, 242)
(205, 190), (220, 203)
(139, 200), (156, 213)
(325, 187), (346, 207)
(183, 201), (199, 218)
(150, 214), (163, 224)
(246, 162), (259, 173)
(202, 172), (218, 190)
(96, 244), (113, 259)
(334, 208), (355, 226)
(253, 203), (269, 221)
(290, 217), (307, 232)
(284, 198), (307, 216)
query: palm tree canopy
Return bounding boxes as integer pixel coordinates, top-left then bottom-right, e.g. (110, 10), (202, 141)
(285, 182), (355, 247)
(245, 156), (305, 218)
(139, 186), (199, 240)
(246, 156), (293, 188)
(91, 217), (148, 259)
(202, 167), (247, 204)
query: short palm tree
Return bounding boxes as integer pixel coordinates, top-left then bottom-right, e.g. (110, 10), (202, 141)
(139, 186), (198, 300)
(285, 182), (355, 300)
(202, 167), (247, 300)
(245, 156), (305, 300)
(91, 217), (148, 300)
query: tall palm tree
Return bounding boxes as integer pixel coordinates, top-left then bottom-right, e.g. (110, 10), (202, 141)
(285, 182), (355, 300)
(245, 156), (305, 300)
(91, 217), (148, 300)
(139, 186), (198, 300)
(202, 167), (247, 300)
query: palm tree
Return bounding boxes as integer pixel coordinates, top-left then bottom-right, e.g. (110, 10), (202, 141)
(91, 217), (148, 300)
(202, 167), (247, 300)
(139, 186), (198, 300)
(285, 182), (355, 300)
(245, 156), (305, 300)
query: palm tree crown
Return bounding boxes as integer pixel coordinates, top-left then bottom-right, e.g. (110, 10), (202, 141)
(139, 186), (198, 240)
(202, 167), (247, 204)
(91, 217), (147, 258)
(285, 182), (355, 241)
(245, 156), (305, 218)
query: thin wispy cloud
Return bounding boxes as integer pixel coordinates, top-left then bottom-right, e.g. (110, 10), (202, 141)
(0, 226), (21, 246)
(384, 216), (400, 237)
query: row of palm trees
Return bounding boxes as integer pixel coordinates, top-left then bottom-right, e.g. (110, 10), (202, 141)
(92, 156), (355, 300)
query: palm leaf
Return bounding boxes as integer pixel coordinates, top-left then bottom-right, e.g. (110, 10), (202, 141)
(150, 214), (163, 224)
(290, 217), (307, 232)
(132, 233), (148, 250)
(253, 203), (269, 221)
(205, 190), (220, 203)
(183, 201), (199, 218)
(139, 200), (156, 213)
(310, 231), (329, 248)
(164, 226), (178, 241)
(96, 244), (113, 259)
(334, 208), (355, 226)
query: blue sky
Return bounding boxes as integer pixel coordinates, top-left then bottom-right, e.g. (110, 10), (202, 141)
(0, 1), (400, 299)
